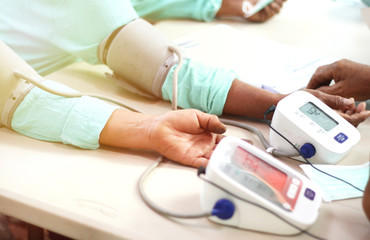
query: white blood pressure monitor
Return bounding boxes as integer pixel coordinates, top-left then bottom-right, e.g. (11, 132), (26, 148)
(270, 91), (360, 164)
(201, 136), (322, 235)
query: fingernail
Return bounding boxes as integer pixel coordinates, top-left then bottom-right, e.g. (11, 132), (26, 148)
(216, 124), (227, 134)
(344, 98), (354, 105)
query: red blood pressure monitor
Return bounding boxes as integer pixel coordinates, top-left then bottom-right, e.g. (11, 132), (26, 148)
(200, 136), (322, 235)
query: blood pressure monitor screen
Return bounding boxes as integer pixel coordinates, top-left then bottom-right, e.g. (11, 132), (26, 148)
(299, 102), (338, 131)
(226, 146), (302, 211)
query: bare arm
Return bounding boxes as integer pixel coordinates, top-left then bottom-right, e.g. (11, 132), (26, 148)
(223, 79), (285, 119)
(222, 79), (365, 123)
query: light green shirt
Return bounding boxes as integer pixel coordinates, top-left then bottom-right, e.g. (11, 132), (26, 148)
(0, 0), (139, 76)
(132, 0), (222, 21)
(11, 81), (118, 149)
(163, 59), (236, 115)
(0, 0), (221, 75)
(2, 0), (235, 150)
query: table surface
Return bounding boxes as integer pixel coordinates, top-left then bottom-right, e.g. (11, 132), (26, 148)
(1, 0), (370, 239)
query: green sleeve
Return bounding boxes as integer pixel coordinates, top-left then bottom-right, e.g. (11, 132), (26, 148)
(0, 0), (139, 75)
(11, 81), (117, 149)
(131, 0), (222, 22)
(162, 58), (237, 115)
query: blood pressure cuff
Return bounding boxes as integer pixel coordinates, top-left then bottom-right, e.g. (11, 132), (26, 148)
(0, 40), (40, 128)
(11, 80), (117, 149)
(99, 19), (237, 115)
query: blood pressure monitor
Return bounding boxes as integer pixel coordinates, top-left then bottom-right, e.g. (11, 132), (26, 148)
(200, 136), (322, 235)
(270, 91), (360, 164)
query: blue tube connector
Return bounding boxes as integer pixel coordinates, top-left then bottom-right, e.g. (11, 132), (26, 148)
(211, 199), (235, 220)
(300, 143), (316, 159)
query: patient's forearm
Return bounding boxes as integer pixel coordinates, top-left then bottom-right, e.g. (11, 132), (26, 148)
(223, 79), (285, 119)
(99, 109), (154, 150)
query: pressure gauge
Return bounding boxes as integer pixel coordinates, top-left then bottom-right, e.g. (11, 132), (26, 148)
(270, 91), (360, 164)
(200, 136), (322, 235)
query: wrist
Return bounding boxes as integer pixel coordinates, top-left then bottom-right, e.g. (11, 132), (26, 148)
(216, 0), (246, 18)
(99, 109), (155, 150)
(275, 93), (287, 104)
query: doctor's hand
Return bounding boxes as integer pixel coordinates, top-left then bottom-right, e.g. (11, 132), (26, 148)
(307, 59), (370, 101)
(303, 89), (370, 127)
(216, 0), (287, 23)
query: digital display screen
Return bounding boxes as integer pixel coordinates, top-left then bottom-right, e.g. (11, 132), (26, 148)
(233, 147), (287, 191)
(299, 102), (338, 131)
(225, 147), (301, 211)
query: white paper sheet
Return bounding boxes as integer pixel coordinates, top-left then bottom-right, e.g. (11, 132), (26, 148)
(362, 7), (370, 29)
(175, 24), (335, 94)
(300, 162), (369, 202)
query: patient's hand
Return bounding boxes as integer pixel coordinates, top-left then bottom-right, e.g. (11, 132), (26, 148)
(304, 89), (370, 127)
(100, 109), (226, 168)
(216, 0), (287, 22)
(246, 0), (286, 22)
(335, 102), (370, 127)
(147, 109), (226, 168)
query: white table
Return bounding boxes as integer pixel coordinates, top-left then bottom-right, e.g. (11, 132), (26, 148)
(1, 0), (369, 239)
